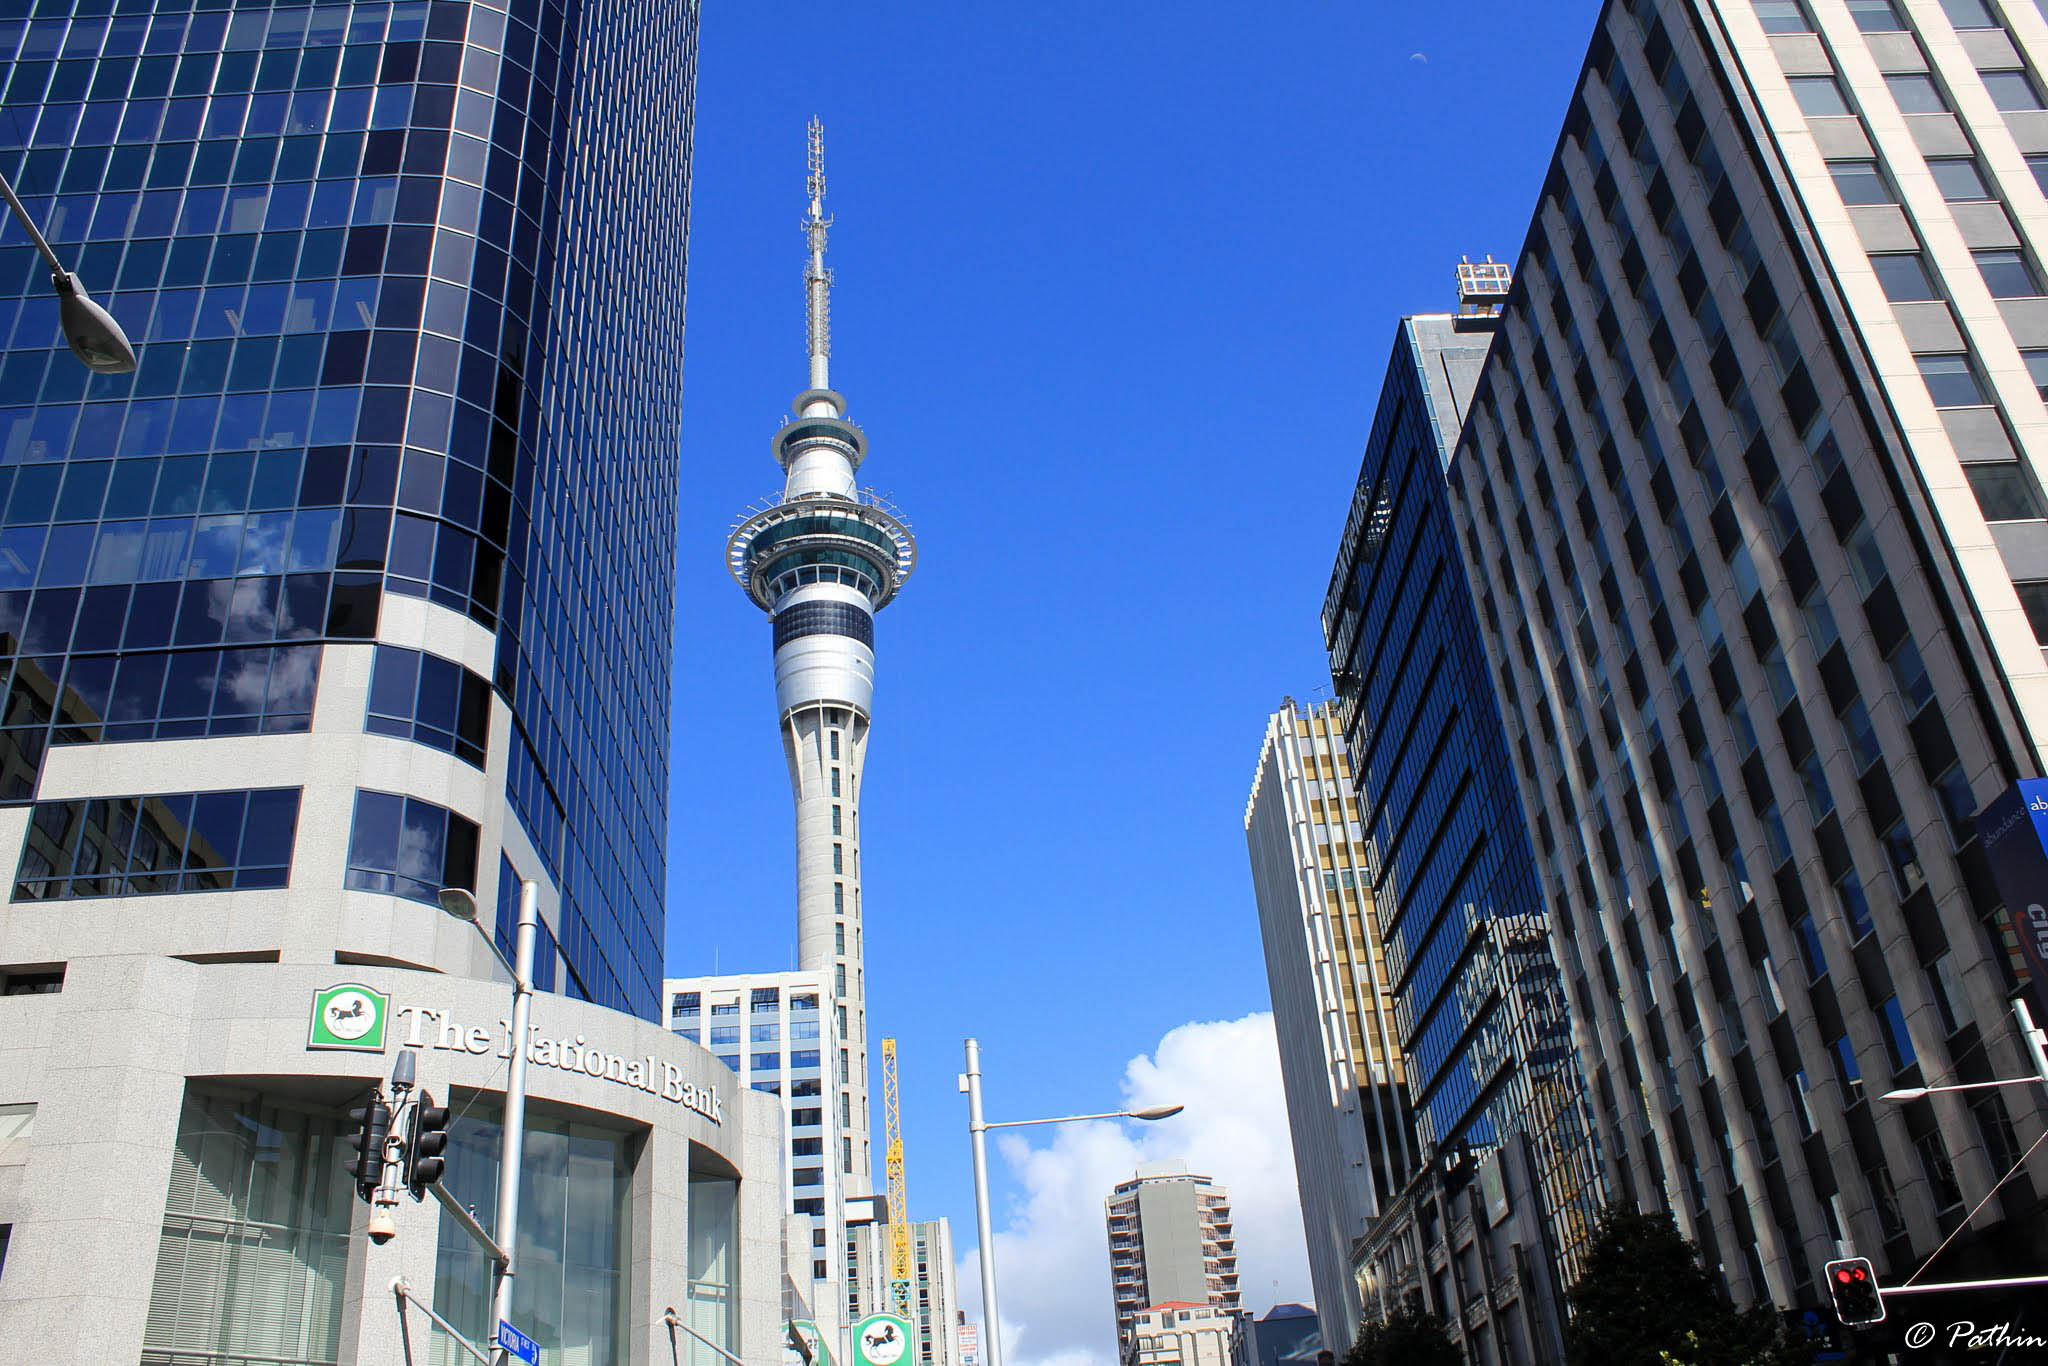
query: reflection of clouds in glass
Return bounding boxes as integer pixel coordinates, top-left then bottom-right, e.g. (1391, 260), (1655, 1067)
(222, 653), (268, 710)
(205, 579), (277, 638)
(237, 512), (291, 576)
(266, 646), (318, 714)
(396, 802), (443, 884)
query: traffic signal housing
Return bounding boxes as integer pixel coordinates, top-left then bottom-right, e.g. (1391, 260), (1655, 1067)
(406, 1090), (451, 1200)
(1824, 1257), (1885, 1326)
(348, 1098), (392, 1201)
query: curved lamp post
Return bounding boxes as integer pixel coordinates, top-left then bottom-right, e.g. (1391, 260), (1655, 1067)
(439, 880), (538, 1364)
(0, 170), (136, 373)
(960, 1037), (1183, 1366)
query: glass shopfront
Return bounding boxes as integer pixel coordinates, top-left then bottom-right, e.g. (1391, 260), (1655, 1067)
(431, 1101), (632, 1366)
(140, 1085), (354, 1366)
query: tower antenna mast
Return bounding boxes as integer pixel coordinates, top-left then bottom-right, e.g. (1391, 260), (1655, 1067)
(805, 116), (832, 390)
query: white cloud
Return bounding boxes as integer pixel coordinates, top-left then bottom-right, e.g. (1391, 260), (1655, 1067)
(956, 1013), (1311, 1366)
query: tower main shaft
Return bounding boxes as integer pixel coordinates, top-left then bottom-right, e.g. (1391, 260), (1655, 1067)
(727, 121), (914, 1198)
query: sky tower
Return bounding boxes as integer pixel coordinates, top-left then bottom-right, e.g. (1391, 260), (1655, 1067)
(728, 120), (915, 1195)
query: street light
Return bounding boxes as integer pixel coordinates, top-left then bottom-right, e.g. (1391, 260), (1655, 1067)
(439, 879), (539, 1366)
(1879, 998), (2048, 1104)
(960, 1037), (1184, 1366)
(0, 169), (136, 373)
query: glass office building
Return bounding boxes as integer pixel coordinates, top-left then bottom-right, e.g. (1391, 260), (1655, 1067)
(0, 0), (692, 1015)
(1322, 299), (1605, 1362)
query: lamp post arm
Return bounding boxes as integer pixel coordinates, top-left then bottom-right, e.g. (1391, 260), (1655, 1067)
(981, 1110), (1151, 1132)
(0, 170), (64, 275)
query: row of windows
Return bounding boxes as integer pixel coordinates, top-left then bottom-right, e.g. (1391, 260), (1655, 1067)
(343, 787), (475, 906)
(36, 642), (320, 742)
(0, 572), (377, 660)
(492, 853), (557, 994)
(365, 642), (486, 767)
(13, 785), (299, 900)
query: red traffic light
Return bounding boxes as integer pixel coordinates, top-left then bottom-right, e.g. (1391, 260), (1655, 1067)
(1823, 1257), (1885, 1326)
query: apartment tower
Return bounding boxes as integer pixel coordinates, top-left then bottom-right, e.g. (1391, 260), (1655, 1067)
(1442, 0), (2048, 1329)
(1104, 1162), (1241, 1351)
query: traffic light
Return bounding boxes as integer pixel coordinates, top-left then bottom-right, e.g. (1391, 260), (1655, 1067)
(1824, 1257), (1886, 1326)
(406, 1090), (451, 1200)
(348, 1097), (392, 1201)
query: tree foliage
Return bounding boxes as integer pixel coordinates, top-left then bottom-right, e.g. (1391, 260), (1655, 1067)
(1344, 1296), (1461, 1366)
(1564, 1208), (1814, 1366)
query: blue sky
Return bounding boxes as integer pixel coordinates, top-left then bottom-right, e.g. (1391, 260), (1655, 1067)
(664, 0), (1595, 1349)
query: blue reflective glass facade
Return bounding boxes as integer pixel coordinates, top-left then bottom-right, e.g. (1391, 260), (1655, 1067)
(1324, 315), (1605, 1273)
(0, 0), (694, 1018)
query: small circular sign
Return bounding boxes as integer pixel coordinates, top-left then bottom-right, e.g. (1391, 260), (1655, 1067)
(324, 990), (379, 1041)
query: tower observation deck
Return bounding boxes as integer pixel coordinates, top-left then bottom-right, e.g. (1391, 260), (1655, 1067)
(726, 120), (914, 1196)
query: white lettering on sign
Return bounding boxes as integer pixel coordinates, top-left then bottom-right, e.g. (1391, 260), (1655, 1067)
(394, 1007), (723, 1125)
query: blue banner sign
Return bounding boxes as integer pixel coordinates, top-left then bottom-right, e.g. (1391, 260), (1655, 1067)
(497, 1321), (540, 1366)
(1974, 781), (2048, 1018)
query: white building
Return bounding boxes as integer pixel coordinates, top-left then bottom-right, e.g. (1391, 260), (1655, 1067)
(666, 970), (847, 1355)
(1119, 1303), (1248, 1366)
(1243, 699), (1413, 1349)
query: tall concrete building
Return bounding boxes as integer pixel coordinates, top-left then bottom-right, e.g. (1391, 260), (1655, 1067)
(1315, 277), (1609, 1365)
(1104, 1162), (1240, 1351)
(1441, 0), (2048, 1330)
(1243, 699), (1412, 1350)
(0, 3), (797, 1365)
(848, 1216), (961, 1366)
(726, 121), (916, 1201)
(1119, 1303), (1247, 1366)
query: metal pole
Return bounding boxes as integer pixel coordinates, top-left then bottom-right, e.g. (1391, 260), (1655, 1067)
(0, 169), (64, 274)
(490, 879), (539, 1363)
(965, 1038), (1002, 1366)
(2017, 997), (2048, 1085)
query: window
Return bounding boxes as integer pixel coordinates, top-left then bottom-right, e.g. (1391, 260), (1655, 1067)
(709, 1002), (738, 1016)
(1871, 253), (1942, 301)
(2022, 350), (2048, 401)
(140, 1089), (352, 1366)
(1886, 74), (1950, 114)
(1965, 463), (2045, 521)
(342, 790), (476, 905)
(0, 965), (63, 995)
(831, 844), (842, 874)
(1792, 76), (1854, 116)
(0, 1104), (33, 1166)
(15, 788), (302, 900)
(829, 731), (839, 760)
(1836, 870), (1876, 940)
(1918, 353), (1989, 405)
(1831, 1032), (1863, 1095)
(674, 1028), (700, 1043)
(834, 923), (845, 954)
(671, 992), (701, 1018)
(715, 1055), (738, 1072)
(1939, 0), (1997, 27)
(1756, 0), (1814, 28)
(791, 1107), (822, 1127)
(364, 645), (489, 767)
(1933, 764), (1976, 843)
(830, 769), (840, 796)
(1795, 912), (1829, 981)
(2014, 579), (2048, 642)
(1891, 638), (1938, 710)
(1985, 70), (2048, 111)
(1927, 157), (1991, 201)
(708, 1026), (738, 1046)
(1847, 0), (1907, 29)
(1842, 700), (1884, 771)
(1976, 248), (2044, 297)
(2030, 153), (2048, 196)
(831, 806), (841, 835)
(752, 1053), (779, 1071)
(1883, 818), (1925, 894)
(1929, 951), (1970, 1033)
(749, 1023), (778, 1043)
(1829, 160), (1894, 204)
(791, 1019), (820, 1040)
(790, 1049), (821, 1068)
(751, 987), (779, 1013)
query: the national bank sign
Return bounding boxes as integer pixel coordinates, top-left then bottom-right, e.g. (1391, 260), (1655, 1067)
(306, 984), (723, 1125)
(1973, 780), (2048, 1018)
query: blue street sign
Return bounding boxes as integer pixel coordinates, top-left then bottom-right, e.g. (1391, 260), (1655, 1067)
(497, 1321), (540, 1365)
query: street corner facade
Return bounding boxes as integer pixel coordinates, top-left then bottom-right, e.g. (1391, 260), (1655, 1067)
(0, 954), (788, 1365)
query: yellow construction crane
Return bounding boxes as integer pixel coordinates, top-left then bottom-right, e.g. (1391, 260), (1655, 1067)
(881, 1037), (912, 1320)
